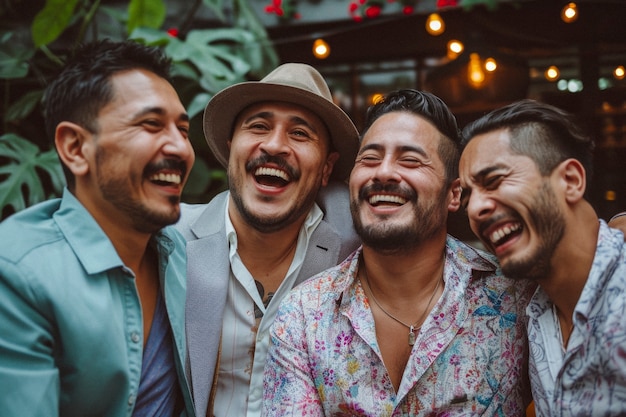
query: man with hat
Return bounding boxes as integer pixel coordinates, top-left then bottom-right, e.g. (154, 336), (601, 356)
(175, 63), (360, 417)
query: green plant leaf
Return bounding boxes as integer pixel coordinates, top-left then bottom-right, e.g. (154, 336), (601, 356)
(187, 92), (212, 119)
(129, 27), (172, 46)
(0, 134), (64, 216)
(127, 0), (166, 34)
(0, 33), (36, 79)
(202, 0), (226, 22)
(31, 0), (80, 47)
(4, 90), (44, 123)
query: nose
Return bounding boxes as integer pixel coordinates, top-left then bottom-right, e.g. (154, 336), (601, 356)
(258, 128), (290, 156)
(466, 189), (496, 222)
(163, 125), (195, 163)
(373, 156), (401, 183)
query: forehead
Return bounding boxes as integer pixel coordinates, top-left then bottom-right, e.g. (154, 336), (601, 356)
(361, 111), (441, 153)
(460, 129), (515, 173)
(106, 69), (184, 113)
(237, 101), (326, 128)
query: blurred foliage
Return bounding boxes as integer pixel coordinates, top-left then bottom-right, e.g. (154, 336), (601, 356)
(0, 0), (279, 220)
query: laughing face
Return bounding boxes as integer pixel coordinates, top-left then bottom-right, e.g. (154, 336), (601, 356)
(459, 128), (565, 280)
(350, 112), (459, 254)
(227, 102), (338, 233)
(77, 69), (194, 233)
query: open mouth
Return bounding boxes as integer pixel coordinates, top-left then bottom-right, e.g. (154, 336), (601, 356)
(487, 222), (523, 247)
(149, 171), (182, 186)
(254, 166), (290, 188)
(368, 194), (407, 207)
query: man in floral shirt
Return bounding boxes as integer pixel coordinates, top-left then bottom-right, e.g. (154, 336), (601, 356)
(262, 90), (534, 416)
(459, 99), (626, 416)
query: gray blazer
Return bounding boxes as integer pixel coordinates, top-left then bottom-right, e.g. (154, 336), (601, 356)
(175, 181), (360, 417)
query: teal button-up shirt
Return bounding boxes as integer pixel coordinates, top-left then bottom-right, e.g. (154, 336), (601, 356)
(0, 189), (194, 417)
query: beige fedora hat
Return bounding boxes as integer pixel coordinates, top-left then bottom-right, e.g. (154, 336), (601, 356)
(203, 63), (359, 181)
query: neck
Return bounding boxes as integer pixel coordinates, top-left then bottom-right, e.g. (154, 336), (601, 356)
(229, 205), (305, 283)
(538, 202), (599, 321)
(361, 233), (447, 298)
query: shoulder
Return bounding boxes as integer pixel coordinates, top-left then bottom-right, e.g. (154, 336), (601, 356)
(175, 191), (228, 239)
(0, 199), (64, 263)
(315, 181), (360, 255)
(286, 249), (360, 308)
(446, 236), (536, 309)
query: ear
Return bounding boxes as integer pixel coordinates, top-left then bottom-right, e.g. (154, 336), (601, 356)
(447, 177), (462, 213)
(321, 151), (339, 186)
(55, 122), (91, 177)
(557, 158), (586, 204)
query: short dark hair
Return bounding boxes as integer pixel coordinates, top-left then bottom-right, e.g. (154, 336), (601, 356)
(42, 39), (172, 188)
(461, 99), (595, 181)
(362, 89), (461, 186)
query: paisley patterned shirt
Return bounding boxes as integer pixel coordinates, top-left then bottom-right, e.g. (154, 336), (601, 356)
(262, 236), (533, 416)
(527, 221), (626, 417)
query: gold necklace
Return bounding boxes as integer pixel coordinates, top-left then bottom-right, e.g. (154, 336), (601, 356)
(361, 264), (442, 346)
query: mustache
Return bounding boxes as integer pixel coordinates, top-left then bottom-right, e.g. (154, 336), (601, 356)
(145, 159), (188, 178)
(245, 154), (300, 180)
(477, 213), (509, 236)
(358, 182), (416, 201)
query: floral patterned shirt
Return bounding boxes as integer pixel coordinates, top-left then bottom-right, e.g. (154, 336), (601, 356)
(262, 236), (533, 416)
(526, 221), (626, 417)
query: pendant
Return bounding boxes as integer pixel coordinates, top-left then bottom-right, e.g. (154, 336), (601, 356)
(408, 325), (416, 346)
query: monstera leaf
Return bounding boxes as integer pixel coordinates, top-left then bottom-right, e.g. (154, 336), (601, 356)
(0, 134), (65, 219)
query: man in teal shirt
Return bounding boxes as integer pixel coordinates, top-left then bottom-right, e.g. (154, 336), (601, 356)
(0, 40), (195, 416)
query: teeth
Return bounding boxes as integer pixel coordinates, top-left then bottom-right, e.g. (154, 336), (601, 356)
(150, 172), (181, 185)
(255, 167), (289, 182)
(489, 223), (521, 244)
(369, 194), (407, 205)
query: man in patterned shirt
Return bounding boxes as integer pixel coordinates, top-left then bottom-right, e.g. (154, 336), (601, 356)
(459, 99), (626, 416)
(263, 89), (534, 416)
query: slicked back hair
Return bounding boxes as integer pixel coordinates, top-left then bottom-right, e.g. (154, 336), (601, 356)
(461, 99), (595, 182)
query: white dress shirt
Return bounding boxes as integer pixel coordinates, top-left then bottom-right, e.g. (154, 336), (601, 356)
(212, 199), (323, 417)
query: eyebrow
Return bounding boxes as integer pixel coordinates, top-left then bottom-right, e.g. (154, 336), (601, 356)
(470, 164), (506, 182)
(243, 111), (319, 134)
(134, 106), (189, 122)
(358, 142), (429, 158)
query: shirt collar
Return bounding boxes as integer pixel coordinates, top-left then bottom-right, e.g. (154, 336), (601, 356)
(224, 195), (324, 255)
(54, 188), (174, 275)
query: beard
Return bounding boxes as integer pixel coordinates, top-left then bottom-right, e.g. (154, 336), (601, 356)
(96, 149), (182, 233)
(500, 181), (565, 281)
(227, 155), (320, 234)
(351, 182), (449, 255)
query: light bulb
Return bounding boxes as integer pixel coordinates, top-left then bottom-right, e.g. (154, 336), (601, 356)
(468, 53), (485, 88)
(426, 13), (445, 36)
(484, 57), (497, 72)
(313, 39), (330, 59)
(447, 40), (464, 58)
(545, 65), (560, 81)
(561, 2), (578, 23)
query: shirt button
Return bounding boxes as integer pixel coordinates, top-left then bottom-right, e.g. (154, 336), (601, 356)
(131, 331), (140, 343)
(128, 394), (136, 406)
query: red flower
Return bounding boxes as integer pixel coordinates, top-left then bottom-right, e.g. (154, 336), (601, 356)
(365, 4), (381, 17)
(166, 27), (178, 37)
(402, 5), (414, 14)
(349, 1), (359, 12)
(437, 0), (458, 7)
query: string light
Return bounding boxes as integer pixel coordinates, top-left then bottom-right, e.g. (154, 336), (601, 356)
(426, 13), (445, 36)
(312, 38), (330, 59)
(468, 53), (485, 88)
(561, 2), (578, 23)
(484, 57), (497, 72)
(545, 65), (560, 81)
(447, 40), (464, 59)
(614, 65), (625, 80)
